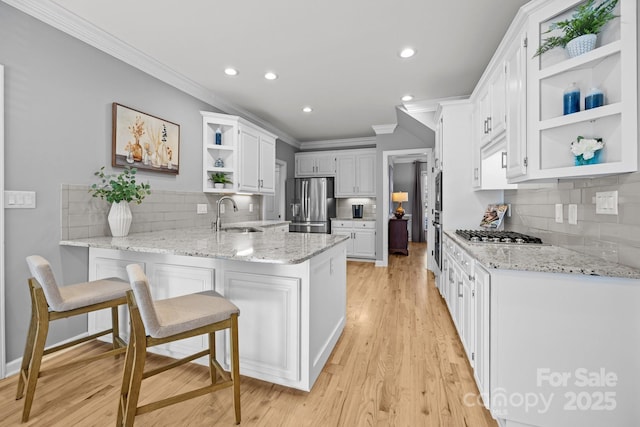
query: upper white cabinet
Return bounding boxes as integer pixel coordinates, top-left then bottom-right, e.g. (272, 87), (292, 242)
(479, 67), (507, 146)
(295, 152), (336, 177)
(335, 149), (376, 198)
(202, 112), (277, 194)
(524, 0), (637, 180)
(505, 29), (529, 180)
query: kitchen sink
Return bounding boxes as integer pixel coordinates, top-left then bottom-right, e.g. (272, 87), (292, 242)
(222, 227), (262, 233)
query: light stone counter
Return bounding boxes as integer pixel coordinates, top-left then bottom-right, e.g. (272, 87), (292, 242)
(445, 230), (640, 279)
(60, 224), (348, 265)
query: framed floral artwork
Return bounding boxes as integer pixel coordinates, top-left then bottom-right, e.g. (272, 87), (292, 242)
(112, 103), (180, 174)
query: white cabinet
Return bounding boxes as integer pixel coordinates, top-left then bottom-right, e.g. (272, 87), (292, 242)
(201, 111), (277, 194)
(335, 149), (376, 197)
(473, 263), (490, 409)
(295, 152), (336, 177)
(331, 219), (376, 259)
(478, 65), (507, 147)
(238, 124), (276, 194)
(505, 30), (529, 180)
(524, 0), (637, 180)
(223, 271), (300, 381)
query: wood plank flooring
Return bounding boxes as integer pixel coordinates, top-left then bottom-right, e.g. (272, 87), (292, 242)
(0, 242), (496, 426)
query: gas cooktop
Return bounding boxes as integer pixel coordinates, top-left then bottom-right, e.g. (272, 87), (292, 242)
(455, 229), (544, 244)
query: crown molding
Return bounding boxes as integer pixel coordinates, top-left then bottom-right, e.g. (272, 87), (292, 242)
(299, 136), (376, 151)
(371, 124), (397, 135)
(2, 0), (300, 148)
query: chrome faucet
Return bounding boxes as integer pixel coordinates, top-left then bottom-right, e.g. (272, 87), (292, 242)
(214, 196), (238, 231)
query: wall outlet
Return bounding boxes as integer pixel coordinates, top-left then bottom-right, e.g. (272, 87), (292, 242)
(249, 203), (253, 213)
(196, 204), (208, 214)
(568, 204), (577, 225)
(555, 204), (563, 223)
(220, 204), (225, 214)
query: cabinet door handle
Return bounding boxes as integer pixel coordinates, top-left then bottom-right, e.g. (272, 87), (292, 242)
(458, 281), (463, 297)
(501, 152), (507, 169)
(487, 116), (492, 133)
(483, 119), (487, 134)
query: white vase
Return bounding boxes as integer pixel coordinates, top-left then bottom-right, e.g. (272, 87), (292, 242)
(108, 201), (132, 237)
(214, 183), (224, 189)
(566, 34), (597, 58)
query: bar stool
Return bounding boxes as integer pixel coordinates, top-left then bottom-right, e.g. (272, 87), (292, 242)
(16, 255), (130, 422)
(118, 264), (241, 426)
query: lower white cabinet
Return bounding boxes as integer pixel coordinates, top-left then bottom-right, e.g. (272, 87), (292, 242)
(87, 243), (347, 392)
(331, 219), (376, 259)
(223, 271), (300, 381)
(473, 263), (490, 410)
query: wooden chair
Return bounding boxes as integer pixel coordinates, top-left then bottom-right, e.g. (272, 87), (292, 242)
(117, 264), (241, 426)
(16, 255), (130, 422)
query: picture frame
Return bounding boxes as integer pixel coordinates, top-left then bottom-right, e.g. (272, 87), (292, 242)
(112, 103), (180, 175)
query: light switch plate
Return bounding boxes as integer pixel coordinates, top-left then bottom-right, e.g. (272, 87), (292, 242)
(595, 191), (618, 215)
(568, 204), (578, 225)
(4, 190), (36, 208)
(555, 204), (563, 223)
(219, 204), (225, 214)
(249, 203), (253, 212)
(196, 204), (207, 214)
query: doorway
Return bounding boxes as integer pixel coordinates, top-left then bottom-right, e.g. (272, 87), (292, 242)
(381, 148), (431, 268)
(263, 159), (286, 221)
(1, 64), (6, 378)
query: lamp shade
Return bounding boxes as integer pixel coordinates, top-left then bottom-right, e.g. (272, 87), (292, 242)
(392, 192), (408, 203)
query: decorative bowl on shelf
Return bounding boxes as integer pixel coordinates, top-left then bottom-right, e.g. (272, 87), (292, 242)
(566, 34), (597, 58)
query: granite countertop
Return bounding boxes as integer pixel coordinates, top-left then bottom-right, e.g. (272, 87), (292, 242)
(60, 222), (348, 265)
(444, 230), (640, 280)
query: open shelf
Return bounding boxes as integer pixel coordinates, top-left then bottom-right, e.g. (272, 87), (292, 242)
(538, 41), (621, 79)
(539, 103), (621, 130)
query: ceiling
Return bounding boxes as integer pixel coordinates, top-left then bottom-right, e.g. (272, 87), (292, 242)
(41, 0), (529, 144)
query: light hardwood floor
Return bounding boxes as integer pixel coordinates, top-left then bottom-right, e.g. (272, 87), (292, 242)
(0, 242), (496, 426)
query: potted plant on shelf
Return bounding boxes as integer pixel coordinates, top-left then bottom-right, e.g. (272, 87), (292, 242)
(209, 172), (232, 189)
(534, 0), (618, 58)
(89, 166), (151, 237)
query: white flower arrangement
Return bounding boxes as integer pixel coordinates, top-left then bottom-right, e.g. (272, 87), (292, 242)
(571, 136), (604, 160)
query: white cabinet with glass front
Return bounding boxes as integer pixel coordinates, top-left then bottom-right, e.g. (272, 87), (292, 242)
(523, 0), (637, 181)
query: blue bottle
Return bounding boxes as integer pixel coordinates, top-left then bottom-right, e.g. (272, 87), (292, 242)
(563, 83), (580, 115)
(585, 87), (604, 110)
(215, 127), (222, 145)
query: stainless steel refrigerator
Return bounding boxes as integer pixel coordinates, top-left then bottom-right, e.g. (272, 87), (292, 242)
(288, 177), (336, 233)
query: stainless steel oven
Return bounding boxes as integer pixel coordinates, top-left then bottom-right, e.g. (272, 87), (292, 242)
(432, 210), (441, 270)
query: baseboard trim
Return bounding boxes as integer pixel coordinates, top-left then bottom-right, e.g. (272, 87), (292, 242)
(3, 332), (91, 378)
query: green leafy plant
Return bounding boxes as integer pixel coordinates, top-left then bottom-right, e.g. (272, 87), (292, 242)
(534, 0), (618, 57)
(89, 166), (151, 204)
(209, 172), (232, 184)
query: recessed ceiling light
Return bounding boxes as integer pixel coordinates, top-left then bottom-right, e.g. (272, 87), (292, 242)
(264, 72), (278, 80)
(402, 95), (414, 102)
(224, 67), (238, 76)
(302, 106), (313, 113)
(399, 47), (416, 58)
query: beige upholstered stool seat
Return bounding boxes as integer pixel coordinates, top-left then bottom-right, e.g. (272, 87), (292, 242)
(118, 264), (241, 426)
(16, 255), (129, 423)
(148, 291), (239, 338)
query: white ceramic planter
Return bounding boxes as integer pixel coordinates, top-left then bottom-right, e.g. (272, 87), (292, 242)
(108, 201), (132, 237)
(566, 34), (597, 58)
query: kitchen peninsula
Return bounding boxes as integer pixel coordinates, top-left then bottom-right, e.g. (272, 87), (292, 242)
(60, 222), (349, 392)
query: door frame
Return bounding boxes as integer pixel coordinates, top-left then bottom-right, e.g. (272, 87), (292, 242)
(380, 148), (430, 268)
(1, 64), (6, 378)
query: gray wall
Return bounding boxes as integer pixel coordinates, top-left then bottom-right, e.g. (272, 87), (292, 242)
(0, 3), (278, 362)
(504, 173), (640, 270)
(376, 127), (434, 259)
(392, 163), (414, 214)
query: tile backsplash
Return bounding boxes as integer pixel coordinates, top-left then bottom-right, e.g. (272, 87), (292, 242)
(61, 185), (261, 239)
(504, 172), (640, 270)
(335, 198), (377, 218)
